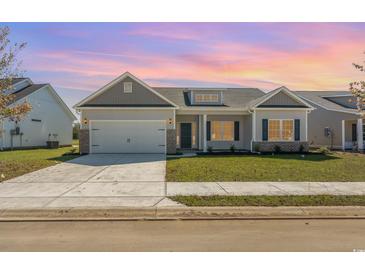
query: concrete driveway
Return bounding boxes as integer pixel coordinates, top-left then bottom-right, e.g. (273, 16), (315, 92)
(0, 154), (181, 209)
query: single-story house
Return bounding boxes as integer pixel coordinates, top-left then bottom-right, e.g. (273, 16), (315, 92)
(0, 78), (76, 149)
(74, 72), (364, 154)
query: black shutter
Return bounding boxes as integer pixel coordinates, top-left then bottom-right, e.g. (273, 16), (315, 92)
(262, 119), (268, 141)
(294, 119), (300, 141)
(234, 121), (240, 141)
(207, 121), (211, 141)
(352, 124), (357, 142)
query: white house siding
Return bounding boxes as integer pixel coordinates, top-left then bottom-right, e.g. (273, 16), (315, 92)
(81, 109), (175, 130)
(2, 86), (73, 148)
(254, 109), (307, 142)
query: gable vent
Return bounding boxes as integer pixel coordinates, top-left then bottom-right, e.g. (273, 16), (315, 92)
(123, 82), (133, 93)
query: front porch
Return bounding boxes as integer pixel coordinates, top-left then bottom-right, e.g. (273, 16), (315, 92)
(342, 118), (364, 151)
(175, 113), (252, 152)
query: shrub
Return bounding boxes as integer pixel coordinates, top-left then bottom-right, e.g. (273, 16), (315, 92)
(318, 146), (330, 154)
(207, 146), (213, 153)
(254, 144), (260, 153)
(273, 145), (281, 154)
(230, 144), (236, 153)
(299, 144), (305, 153)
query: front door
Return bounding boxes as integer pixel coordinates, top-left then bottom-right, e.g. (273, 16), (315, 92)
(180, 123), (192, 149)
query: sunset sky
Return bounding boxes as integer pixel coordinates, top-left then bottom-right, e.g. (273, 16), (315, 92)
(4, 22), (365, 111)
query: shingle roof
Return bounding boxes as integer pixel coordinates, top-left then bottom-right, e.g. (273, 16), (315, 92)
(153, 87), (265, 110)
(11, 78), (27, 85)
(295, 90), (359, 114)
(12, 84), (48, 102)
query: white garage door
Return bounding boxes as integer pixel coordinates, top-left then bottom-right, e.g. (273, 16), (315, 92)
(90, 120), (166, 154)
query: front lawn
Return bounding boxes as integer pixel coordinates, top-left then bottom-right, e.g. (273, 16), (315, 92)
(166, 152), (365, 182)
(0, 146), (80, 182)
(171, 195), (365, 206)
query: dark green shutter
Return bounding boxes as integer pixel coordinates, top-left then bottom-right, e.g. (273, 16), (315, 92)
(234, 121), (239, 141)
(207, 121), (211, 141)
(262, 119), (268, 141)
(294, 119), (300, 141)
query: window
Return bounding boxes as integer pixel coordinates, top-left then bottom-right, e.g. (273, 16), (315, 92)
(194, 93), (219, 103)
(211, 121), (234, 141)
(268, 119), (294, 141)
(123, 82), (133, 93)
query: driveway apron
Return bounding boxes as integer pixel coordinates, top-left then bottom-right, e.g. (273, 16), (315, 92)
(0, 154), (169, 209)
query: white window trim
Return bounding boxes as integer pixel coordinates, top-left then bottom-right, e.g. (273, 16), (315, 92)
(194, 93), (219, 103)
(123, 82), (133, 93)
(211, 121), (234, 141)
(268, 119), (294, 142)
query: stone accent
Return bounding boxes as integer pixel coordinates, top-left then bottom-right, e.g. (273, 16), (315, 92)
(166, 129), (176, 154)
(252, 141), (309, 153)
(79, 129), (90, 154)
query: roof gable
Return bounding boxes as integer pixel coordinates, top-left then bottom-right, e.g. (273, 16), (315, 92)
(252, 86), (313, 109)
(74, 72), (177, 108)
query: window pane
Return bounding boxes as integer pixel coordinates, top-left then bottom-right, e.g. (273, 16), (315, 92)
(282, 120), (294, 141)
(211, 121), (221, 140)
(268, 120), (281, 141)
(194, 93), (219, 103)
(222, 121), (234, 141)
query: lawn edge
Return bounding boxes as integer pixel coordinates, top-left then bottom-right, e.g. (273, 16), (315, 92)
(2, 206), (365, 221)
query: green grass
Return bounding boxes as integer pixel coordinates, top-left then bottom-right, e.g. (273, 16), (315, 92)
(0, 146), (80, 182)
(171, 195), (365, 207)
(72, 139), (79, 146)
(166, 152), (365, 182)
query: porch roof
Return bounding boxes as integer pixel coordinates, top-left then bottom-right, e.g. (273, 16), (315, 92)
(296, 91), (361, 115)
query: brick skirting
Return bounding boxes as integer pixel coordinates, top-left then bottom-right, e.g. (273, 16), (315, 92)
(166, 129), (176, 154)
(79, 129), (89, 154)
(252, 141), (309, 153)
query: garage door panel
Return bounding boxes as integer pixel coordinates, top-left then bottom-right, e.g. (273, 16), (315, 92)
(90, 121), (166, 154)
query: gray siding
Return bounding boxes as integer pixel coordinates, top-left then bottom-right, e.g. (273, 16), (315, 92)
(306, 104), (358, 148)
(83, 76), (172, 107)
(255, 109), (307, 142)
(81, 109), (175, 130)
(206, 115), (247, 150)
(260, 91), (304, 107)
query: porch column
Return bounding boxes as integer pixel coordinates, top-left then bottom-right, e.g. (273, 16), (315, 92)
(198, 115), (202, 150)
(341, 120), (345, 151)
(202, 114), (207, 152)
(357, 118), (364, 151)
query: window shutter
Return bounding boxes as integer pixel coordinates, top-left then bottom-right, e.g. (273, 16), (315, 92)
(234, 121), (240, 141)
(262, 119), (268, 141)
(207, 121), (211, 141)
(352, 124), (357, 142)
(294, 119), (300, 141)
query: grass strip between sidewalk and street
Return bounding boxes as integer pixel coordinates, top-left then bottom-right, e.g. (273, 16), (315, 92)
(170, 195), (365, 207)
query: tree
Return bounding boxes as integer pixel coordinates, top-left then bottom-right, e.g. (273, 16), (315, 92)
(0, 26), (31, 123)
(349, 52), (365, 114)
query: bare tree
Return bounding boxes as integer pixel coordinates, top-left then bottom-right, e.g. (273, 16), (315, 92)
(0, 26), (31, 123)
(349, 52), (365, 114)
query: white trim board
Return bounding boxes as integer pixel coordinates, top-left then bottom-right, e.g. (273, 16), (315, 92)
(74, 71), (178, 109)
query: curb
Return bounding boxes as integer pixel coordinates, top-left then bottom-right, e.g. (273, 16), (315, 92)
(2, 206), (365, 221)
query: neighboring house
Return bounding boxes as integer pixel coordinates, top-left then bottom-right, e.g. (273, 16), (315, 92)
(297, 91), (364, 150)
(0, 78), (76, 149)
(75, 71), (325, 155)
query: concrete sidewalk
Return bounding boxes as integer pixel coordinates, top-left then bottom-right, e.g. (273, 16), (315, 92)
(167, 182), (365, 196)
